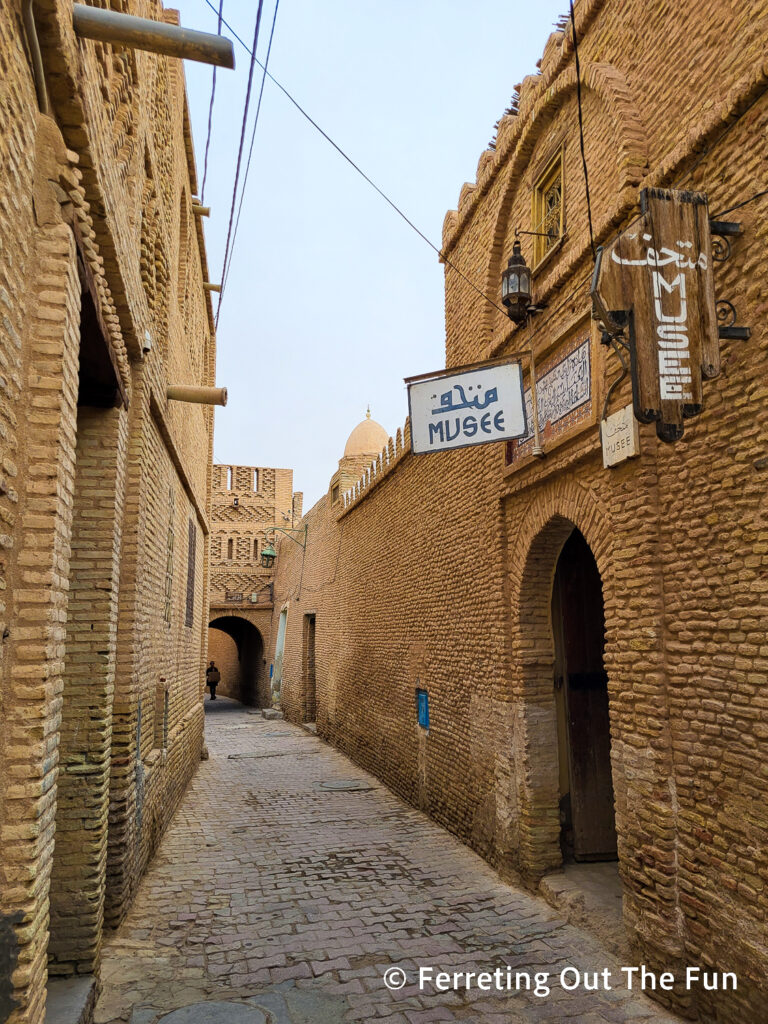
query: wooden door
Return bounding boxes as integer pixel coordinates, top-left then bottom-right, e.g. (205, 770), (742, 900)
(553, 530), (617, 861)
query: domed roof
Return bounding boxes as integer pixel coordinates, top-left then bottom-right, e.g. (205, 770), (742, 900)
(344, 408), (388, 457)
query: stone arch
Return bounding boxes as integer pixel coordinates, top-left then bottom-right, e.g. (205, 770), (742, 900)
(208, 615), (266, 707)
(503, 479), (616, 880)
(480, 62), (649, 341)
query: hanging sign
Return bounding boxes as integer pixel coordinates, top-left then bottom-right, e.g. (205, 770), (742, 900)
(406, 358), (527, 455)
(591, 188), (720, 442)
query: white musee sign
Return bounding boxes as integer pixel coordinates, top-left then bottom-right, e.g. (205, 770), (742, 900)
(601, 403), (640, 468)
(407, 359), (527, 455)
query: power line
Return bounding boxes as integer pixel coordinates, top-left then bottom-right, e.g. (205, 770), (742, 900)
(221, 0), (281, 297)
(200, 0), (224, 204)
(201, 0), (509, 321)
(673, 80), (768, 190)
(712, 187), (768, 219)
(215, 0), (265, 328)
(570, 1), (595, 260)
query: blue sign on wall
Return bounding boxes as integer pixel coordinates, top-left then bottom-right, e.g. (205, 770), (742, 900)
(416, 689), (429, 730)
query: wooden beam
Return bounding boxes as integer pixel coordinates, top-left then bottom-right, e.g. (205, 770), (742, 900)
(192, 204), (210, 217)
(72, 5), (235, 69)
(203, 283), (221, 293)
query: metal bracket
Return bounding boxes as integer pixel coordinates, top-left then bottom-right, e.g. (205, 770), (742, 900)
(710, 220), (742, 262)
(264, 524), (307, 550)
(716, 299), (751, 341)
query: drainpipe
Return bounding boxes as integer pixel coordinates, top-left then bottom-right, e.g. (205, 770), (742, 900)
(22, 0), (50, 115)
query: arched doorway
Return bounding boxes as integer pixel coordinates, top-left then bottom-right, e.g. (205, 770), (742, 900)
(552, 529), (617, 862)
(208, 616), (265, 707)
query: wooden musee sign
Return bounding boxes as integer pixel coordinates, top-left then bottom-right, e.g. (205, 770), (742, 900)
(591, 188), (720, 442)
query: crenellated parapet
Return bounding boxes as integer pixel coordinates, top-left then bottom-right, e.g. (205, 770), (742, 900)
(340, 418), (412, 515)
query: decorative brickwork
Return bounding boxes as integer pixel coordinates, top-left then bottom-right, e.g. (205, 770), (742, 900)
(0, 2), (216, 1019)
(207, 464), (302, 706)
(269, 3), (768, 1021)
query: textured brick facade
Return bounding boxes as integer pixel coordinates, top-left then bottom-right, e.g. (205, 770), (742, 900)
(207, 464), (302, 706)
(270, 3), (768, 1021)
(0, 2), (216, 1019)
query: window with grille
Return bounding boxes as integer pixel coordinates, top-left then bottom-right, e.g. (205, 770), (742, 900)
(164, 488), (174, 627)
(532, 151), (564, 267)
(185, 519), (196, 627)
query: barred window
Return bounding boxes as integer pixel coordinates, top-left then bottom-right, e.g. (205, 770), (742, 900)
(185, 519), (196, 627)
(532, 151), (564, 266)
(164, 488), (174, 626)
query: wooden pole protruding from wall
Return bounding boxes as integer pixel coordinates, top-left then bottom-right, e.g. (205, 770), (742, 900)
(72, 5), (235, 68)
(192, 205), (211, 217)
(203, 283), (221, 293)
(167, 385), (228, 407)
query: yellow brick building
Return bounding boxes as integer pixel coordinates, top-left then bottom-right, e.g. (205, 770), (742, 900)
(269, 2), (768, 1021)
(207, 464), (302, 706)
(0, 2), (220, 1020)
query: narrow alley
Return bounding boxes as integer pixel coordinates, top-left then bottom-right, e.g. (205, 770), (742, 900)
(93, 700), (682, 1024)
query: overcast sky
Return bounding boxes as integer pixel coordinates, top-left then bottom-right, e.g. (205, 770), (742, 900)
(175, 0), (567, 508)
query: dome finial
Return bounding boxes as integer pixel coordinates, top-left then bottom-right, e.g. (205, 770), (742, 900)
(366, 405), (371, 419)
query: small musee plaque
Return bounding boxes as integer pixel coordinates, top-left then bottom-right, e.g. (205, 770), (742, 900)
(601, 404), (640, 468)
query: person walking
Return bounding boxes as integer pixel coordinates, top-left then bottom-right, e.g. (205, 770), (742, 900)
(206, 661), (221, 700)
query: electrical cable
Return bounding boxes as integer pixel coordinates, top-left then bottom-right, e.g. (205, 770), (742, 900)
(516, 271), (594, 355)
(216, 0), (265, 328)
(200, 0), (224, 204)
(220, 0), (281, 297)
(569, 1), (595, 260)
(202, 0), (510, 321)
(712, 187), (768, 219)
(673, 80), (768, 190)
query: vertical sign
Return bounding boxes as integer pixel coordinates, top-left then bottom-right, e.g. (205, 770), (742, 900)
(591, 188), (719, 442)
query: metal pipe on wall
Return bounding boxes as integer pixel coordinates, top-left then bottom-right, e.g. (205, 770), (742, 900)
(22, 0), (50, 115)
(167, 385), (228, 407)
(72, 5), (235, 69)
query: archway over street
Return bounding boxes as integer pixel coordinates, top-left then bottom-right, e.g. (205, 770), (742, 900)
(208, 615), (266, 707)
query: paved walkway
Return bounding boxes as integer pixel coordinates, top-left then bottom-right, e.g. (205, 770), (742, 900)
(94, 699), (682, 1024)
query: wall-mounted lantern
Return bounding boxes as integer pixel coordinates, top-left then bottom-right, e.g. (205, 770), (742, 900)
(260, 543), (277, 569)
(259, 523), (308, 569)
(501, 239), (532, 324)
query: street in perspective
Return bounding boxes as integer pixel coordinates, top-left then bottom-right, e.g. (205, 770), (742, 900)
(1, 1), (766, 1023)
(93, 700), (684, 1024)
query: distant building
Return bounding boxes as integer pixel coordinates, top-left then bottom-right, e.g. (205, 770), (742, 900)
(208, 464), (302, 706)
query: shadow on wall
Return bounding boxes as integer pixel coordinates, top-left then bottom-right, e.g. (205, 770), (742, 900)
(208, 616), (265, 707)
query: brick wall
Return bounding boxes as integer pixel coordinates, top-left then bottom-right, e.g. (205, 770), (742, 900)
(270, 2), (768, 1021)
(0, 1), (217, 1018)
(49, 406), (127, 976)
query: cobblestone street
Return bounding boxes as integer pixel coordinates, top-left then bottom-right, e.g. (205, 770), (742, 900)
(94, 700), (683, 1024)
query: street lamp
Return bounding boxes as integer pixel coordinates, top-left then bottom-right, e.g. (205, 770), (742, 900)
(260, 543), (276, 569)
(501, 239), (532, 324)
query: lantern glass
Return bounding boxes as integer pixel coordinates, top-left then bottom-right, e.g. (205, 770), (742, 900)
(500, 239), (532, 323)
(519, 267), (531, 297)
